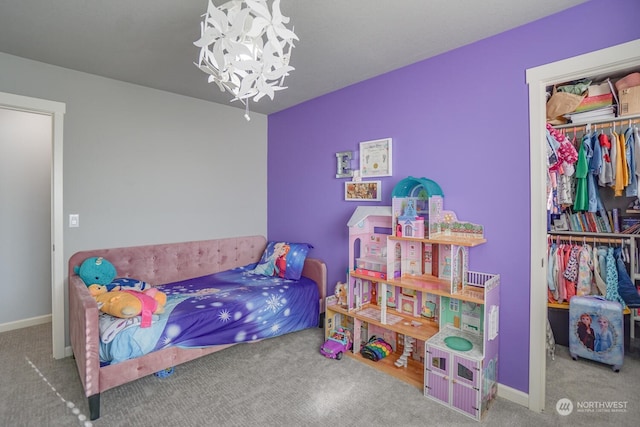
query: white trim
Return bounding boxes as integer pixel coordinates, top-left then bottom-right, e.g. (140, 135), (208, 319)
(497, 382), (529, 408)
(0, 91), (66, 360)
(526, 39), (640, 413)
(0, 314), (52, 333)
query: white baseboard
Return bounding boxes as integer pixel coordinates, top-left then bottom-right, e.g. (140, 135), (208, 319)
(497, 382), (530, 408)
(0, 314), (52, 333)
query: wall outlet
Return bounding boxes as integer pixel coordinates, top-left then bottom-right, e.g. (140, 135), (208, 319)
(69, 214), (79, 228)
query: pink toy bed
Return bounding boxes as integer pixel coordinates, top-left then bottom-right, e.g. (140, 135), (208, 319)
(68, 236), (326, 420)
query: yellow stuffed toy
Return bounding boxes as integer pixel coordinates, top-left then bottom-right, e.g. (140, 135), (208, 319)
(95, 288), (167, 328)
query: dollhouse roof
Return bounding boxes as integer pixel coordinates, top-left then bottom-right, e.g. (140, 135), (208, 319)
(347, 206), (392, 227)
(392, 177), (444, 198)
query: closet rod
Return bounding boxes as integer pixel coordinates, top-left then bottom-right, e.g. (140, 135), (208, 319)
(549, 235), (631, 244)
(552, 113), (640, 130)
(585, 118), (640, 130)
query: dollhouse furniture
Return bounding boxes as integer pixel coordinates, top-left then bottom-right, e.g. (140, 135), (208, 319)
(68, 236), (327, 420)
(325, 178), (500, 421)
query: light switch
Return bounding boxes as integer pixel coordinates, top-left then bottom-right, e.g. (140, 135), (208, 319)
(69, 214), (79, 228)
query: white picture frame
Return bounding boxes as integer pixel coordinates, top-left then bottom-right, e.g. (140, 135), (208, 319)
(344, 180), (382, 201)
(359, 138), (392, 177)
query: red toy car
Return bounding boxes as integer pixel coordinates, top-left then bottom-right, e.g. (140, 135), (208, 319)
(320, 328), (352, 360)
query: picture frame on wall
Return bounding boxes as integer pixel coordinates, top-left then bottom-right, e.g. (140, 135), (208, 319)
(359, 138), (392, 177)
(344, 180), (382, 201)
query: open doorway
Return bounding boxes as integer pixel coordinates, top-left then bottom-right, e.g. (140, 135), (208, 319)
(0, 92), (66, 359)
(526, 39), (640, 412)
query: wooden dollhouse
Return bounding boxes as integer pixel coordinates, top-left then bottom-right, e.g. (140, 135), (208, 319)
(325, 177), (500, 421)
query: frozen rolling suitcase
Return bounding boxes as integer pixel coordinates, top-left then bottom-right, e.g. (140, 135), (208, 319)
(569, 295), (623, 372)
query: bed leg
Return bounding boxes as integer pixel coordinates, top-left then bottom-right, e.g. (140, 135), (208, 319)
(88, 394), (100, 420)
(318, 312), (325, 328)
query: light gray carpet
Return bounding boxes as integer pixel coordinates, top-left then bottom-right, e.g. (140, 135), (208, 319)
(1, 323), (638, 426)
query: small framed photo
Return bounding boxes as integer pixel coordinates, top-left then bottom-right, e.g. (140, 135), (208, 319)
(360, 138), (392, 177)
(345, 180), (382, 201)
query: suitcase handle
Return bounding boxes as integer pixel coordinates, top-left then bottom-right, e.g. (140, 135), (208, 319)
(573, 295), (606, 301)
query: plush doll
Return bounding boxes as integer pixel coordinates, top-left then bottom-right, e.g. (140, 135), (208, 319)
(335, 282), (347, 307)
(74, 256), (117, 289)
(74, 256), (152, 295)
(95, 288), (167, 328)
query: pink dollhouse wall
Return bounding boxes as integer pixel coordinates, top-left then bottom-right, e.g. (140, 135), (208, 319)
(347, 206), (392, 272)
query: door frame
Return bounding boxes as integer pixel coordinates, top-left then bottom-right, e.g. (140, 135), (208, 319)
(0, 91), (66, 359)
(526, 39), (640, 412)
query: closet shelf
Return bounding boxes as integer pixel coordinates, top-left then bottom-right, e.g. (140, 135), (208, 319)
(548, 301), (631, 315)
(552, 112), (640, 130)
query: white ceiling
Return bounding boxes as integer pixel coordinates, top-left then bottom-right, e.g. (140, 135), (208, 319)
(0, 0), (589, 115)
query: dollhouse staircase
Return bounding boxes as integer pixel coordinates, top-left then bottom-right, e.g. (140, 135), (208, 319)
(394, 336), (415, 368)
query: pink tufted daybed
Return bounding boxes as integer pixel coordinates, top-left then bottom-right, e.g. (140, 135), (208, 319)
(68, 235), (326, 420)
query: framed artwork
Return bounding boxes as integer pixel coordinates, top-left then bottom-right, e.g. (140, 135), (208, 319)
(359, 138), (392, 177)
(344, 180), (382, 201)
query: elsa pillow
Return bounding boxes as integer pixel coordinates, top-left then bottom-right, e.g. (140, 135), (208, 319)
(251, 242), (313, 280)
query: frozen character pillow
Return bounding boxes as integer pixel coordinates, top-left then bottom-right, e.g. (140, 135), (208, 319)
(251, 241), (313, 280)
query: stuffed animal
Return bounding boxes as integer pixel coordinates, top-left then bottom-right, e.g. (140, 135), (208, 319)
(75, 256), (152, 294)
(95, 288), (167, 328)
(335, 282), (347, 307)
(74, 256), (117, 288)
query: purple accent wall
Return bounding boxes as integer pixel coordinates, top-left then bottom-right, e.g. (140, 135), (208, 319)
(268, 0), (640, 393)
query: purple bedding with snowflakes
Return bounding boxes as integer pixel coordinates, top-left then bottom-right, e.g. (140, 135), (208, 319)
(98, 263), (319, 365)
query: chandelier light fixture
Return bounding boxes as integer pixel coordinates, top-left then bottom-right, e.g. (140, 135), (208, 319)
(194, 0), (298, 120)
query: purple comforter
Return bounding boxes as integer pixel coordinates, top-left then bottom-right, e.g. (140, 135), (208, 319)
(99, 263), (319, 364)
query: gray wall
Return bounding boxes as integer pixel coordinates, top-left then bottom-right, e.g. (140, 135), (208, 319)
(0, 52), (268, 331)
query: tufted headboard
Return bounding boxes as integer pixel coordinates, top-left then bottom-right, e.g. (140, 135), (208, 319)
(68, 236), (268, 286)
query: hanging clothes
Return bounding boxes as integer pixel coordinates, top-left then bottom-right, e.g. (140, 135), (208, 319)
(576, 243), (593, 296)
(557, 171), (574, 205)
(598, 132), (613, 186)
(609, 129), (618, 188)
(556, 245), (568, 303)
(573, 135), (589, 211)
(635, 126), (640, 200)
(613, 130), (628, 196)
(605, 247), (624, 305)
(624, 126), (637, 197)
(548, 170), (560, 216)
(585, 131), (608, 214)
(547, 243), (559, 302)
(592, 245), (607, 296)
(546, 238), (633, 304)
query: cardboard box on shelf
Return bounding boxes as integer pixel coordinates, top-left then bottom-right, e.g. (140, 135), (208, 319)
(619, 85), (640, 116)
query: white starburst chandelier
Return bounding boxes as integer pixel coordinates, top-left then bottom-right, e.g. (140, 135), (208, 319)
(194, 0), (298, 120)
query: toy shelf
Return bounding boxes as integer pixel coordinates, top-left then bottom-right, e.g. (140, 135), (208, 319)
(383, 275), (486, 305)
(346, 349), (424, 389)
(327, 302), (439, 342)
(388, 235), (487, 247)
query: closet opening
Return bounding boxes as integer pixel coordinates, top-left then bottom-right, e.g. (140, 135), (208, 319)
(526, 39), (640, 413)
